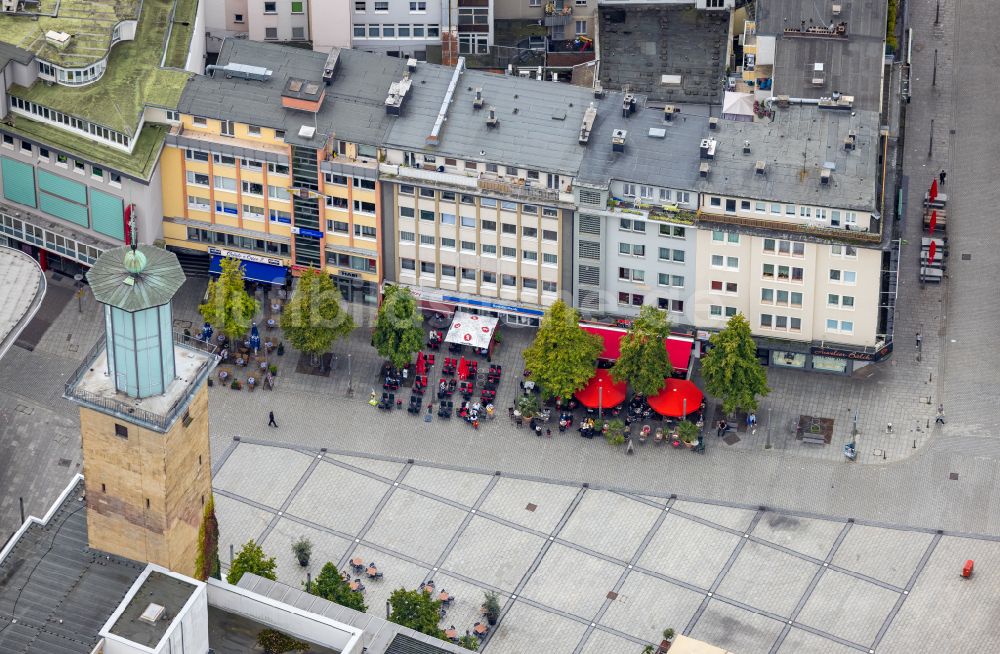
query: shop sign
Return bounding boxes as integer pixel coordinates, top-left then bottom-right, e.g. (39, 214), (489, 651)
(397, 284), (544, 317)
(208, 247), (284, 267)
(291, 226), (324, 239)
(336, 270), (361, 279)
(810, 342), (893, 362)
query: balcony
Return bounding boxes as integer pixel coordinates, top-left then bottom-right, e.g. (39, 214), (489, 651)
(381, 164), (575, 204)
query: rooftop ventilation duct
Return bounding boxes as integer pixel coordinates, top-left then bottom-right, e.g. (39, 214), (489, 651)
(579, 103), (597, 144)
(699, 162), (711, 178)
(486, 106), (499, 128)
(743, 140), (751, 154)
(612, 129), (627, 153)
(205, 63), (273, 81)
(699, 138), (717, 160)
(473, 88), (484, 109)
(755, 160), (766, 175)
(708, 117), (719, 130)
(323, 50), (340, 85)
(427, 58), (465, 145)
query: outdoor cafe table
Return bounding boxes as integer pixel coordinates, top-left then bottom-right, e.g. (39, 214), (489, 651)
(444, 628), (458, 640)
(438, 591), (450, 602)
(350, 557), (364, 567)
(367, 566), (378, 577)
(474, 623), (488, 635)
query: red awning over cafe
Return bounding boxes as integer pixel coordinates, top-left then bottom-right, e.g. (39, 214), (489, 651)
(581, 324), (693, 372)
(574, 369), (627, 409)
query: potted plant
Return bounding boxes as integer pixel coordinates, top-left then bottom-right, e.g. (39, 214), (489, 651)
(516, 394), (539, 419)
(269, 364), (279, 376)
(230, 379), (242, 390)
(677, 421), (700, 448)
(291, 537), (312, 567)
(642, 646), (655, 654)
(603, 418), (627, 446)
(658, 628), (675, 653)
(483, 591), (501, 626)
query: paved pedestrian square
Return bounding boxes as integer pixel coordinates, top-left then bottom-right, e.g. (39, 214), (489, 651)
(211, 441), (1000, 653)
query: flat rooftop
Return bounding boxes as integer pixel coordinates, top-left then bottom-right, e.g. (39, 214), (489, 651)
(180, 40), (408, 149)
(0, 480), (146, 654)
(207, 606), (342, 654)
(0, 245), (43, 360)
(213, 441), (1000, 654)
(757, 0), (887, 112)
(66, 342), (214, 432)
(597, 3), (729, 104)
(578, 96), (880, 212)
(7, 0), (196, 137)
(107, 571), (199, 648)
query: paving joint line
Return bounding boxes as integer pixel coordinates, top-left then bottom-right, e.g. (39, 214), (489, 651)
(211, 438), (242, 477)
(338, 462), (413, 570)
(257, 455), (322, 544)
(423, 475), (500, 585)
(869, 532), (942, 651)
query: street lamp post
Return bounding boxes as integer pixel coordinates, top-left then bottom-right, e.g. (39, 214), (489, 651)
(598, 382), (603, 419)
(347, 353), (354, 396)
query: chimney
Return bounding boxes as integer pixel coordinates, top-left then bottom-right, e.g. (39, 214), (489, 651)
(473, 88), (484, 109)
(699, 162), (711, 178)
(755, 160), (766, 175)
(407, 57), (418, 73)
(699, 138), (717, 160)
(844, 130), (856, 150)
(743, 140), (751, 155)
(486, 106), (499, 128)
(821, 169), (832, 185)
(708, 116), (719, 130)
(664, 105), (677, 121)
(612, 129), (627, 153)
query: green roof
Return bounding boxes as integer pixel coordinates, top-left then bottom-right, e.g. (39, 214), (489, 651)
(8, 0), (193, 136)
(3, 118), (166, 180)
(0, 0), (140, 68)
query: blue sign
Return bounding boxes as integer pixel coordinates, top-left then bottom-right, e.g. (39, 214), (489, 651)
(441, 295), (544, 317)
(291, 226), (324, 239)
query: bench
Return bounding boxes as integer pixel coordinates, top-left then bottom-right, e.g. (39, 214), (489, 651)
(801, 434), (826, 445)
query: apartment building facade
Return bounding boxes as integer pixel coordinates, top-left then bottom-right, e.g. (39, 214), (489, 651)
(205, 0), (312, 51)
(161, 40), (406, 304)
(0, 0), (202, 276)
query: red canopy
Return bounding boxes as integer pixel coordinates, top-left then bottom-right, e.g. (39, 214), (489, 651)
(575, 369), (627, 409)
(580, 324), (693, 372)
(647, 379), (704, 417)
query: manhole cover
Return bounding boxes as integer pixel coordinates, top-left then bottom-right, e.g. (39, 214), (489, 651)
(961, 253), (971, 260)
(57, 458), (72, 467)
(606, 591), (618, 600)
(525, 503), (537, 512)
(949, 472), (959, 480)
(723, 434), (741, 446)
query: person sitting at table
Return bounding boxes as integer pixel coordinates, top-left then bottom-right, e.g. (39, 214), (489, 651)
(219, 347), (229, 362)
(247, 376), (255, 389)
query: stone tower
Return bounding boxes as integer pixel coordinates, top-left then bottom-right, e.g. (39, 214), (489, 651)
(65, 238), (215, 577)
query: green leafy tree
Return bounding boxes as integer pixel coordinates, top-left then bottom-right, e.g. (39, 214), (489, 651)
(226, 540), (277, 585)
(522, 301), (603, 400)
(701, 313), (770, 414)
(280, 270), (355, 366)
(459, 634), (479, 650)
(373, 285), (424, 369)
(308, 562), (367, 612)
(195, 495), (220, 581)
(387, 587), (445, 639)
(610, 305), (673, 396)
(199, 257), (259, 342)
(256, 628), (311, 654)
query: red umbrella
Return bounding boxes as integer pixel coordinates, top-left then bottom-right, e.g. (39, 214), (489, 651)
(927, 240), (937, 264)
(415, 356), (426, 376)
(574, 369), (627, 409)
(928, 210), (937, 234)
(457, 357), (468, 380)
(647, 379), (704, 418)
(929, 178), (938, 202)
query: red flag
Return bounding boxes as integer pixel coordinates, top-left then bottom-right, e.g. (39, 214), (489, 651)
(930, 179), (938, 202)
(928, 241), (937, 264)
(929, 210), (937, 233)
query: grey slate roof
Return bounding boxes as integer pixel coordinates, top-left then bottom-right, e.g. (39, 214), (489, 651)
(577, 94), (880, 211)
(0, 481), (145, 654)
(179, 39), (407, 148)
(382, 61), (598, 177)
(237, 574), (469, 654)
(757, 0), (888, 113)
(87, 245), (186, 312)
(0, 42), (34, 70)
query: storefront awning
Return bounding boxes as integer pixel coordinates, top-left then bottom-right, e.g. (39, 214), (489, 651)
(444, 311), (499, 349)
(210, 255), (287, 286)
(580, 324), (693, 372)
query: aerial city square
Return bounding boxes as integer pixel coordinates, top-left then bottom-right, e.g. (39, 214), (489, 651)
(0, 0), (996, 652)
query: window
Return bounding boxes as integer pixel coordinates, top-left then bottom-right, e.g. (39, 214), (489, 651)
(38, 147), (49, 160)
(242, 181), (264, 195)
(710, 281), (738, 294)
(791, 292), (803, 307)
(543, 229), (557, 242)
(501, 246), (517, 258)
(19, 140), (30, 155)
(247, 125), (261, 137)
(522, 277), (538, 290)
(441, 265), (456, 278)
(353, 177), (376, 191)
(264, 1), (276, 12)
(543, 253), (558, 265)
(760, 314), (773, 328)
(72, 159), (85, 174)
(187, 195), (210, 210)
(186, 149), (209, 162)
(462, 268), (477, 281)
(502, 274), (517, 287)
(412, 24), (424, 37)
(291, 0), (304, 12)
(265, 27), (278, 40)
(213, 153), (236, 166)
(326, 173), (348, 185)
(268, 185), (290, 200)
(354, 24), (365, 37)
(355, 1), (365, 10)
(543, 281), (557, 293)
(618, 268), (644, 282)
(410, 0), (426, 10)
(215, 201), (238, 215)
(419, 187), (436, 198)
(114, 424), (128, 439)
(740, 200), (751, 211)
(785, 204), (796, 216)
(799, 206), (812, 218)
(241, 158), (263, 171)
(461, 215), (476, 228)
(575, 19), (587, 34)
(762, 264), (774, 279)
(353, 200), (376, 214)
(501, 223), (517, 235)
(481, 244), (496, 256)
(709, 196), (721, 207)
(398, 24), (411, 36)
(440, 212), (456, 225)
(619, 218), (645, 233)
(269, 209), (291, 223)
(192, 116), (207, 126)
(268, 162), (289, 175)
(482, 219), (496, 231)
(461, 240), (476, 252)
(522, 226), (538, 239)
(761, 288), (774, 303)
(399, 184), (414, 195)
(815, 208), (827, 221)
(523, 250), (538, 261)
(482, 271), (496, 284)
(480, 197), (497, 208)
(420, 261), (435, 274)
(831, 244), (858, 258)
(91, 165), (103, 180)
(400, 230), (415, 242)
(419, 210), (434, 221)
(401, 258), (415, 271)
(461, 194), (475, 205)
(330, 220), (350, 234)
(659, 224), (685, 238)
(826, 319), (854, 335)
(354, 224), (377, 238)
(441, 238), (456, 249)
(187, 171), (210, 186)
(234, 12), (244, 21)
(527, 170), (539, 180)
(828, 294), (855, 308)
(829, 269), (856, 284)
(399, 207), (414, 218)
(710, 305), (722, 317)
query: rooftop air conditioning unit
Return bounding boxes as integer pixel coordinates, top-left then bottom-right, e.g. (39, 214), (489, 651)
(699, 162), (711, 178)
(699, 138), (717, 160)
(611, 129), (627, 153)
(473, 88), (484, 109)
(821, 169), (832, 184)
(486, 106), (499, 128)
(755, 160), (766, 175)
(743, 140), (751, 155)
(708, 117), (719, 130)
(664, 105), (677, 121)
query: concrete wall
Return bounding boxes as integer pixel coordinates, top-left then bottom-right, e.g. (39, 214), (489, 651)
(185, 0), (208, 74)
(248, 0), (311, 42)
(350, 0), (444, 56)
(81, 383), (212, 578)
(310, 0), (352, 51)
(206, 579), (364, 654)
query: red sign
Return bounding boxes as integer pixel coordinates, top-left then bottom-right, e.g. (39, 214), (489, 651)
(124, 203), (135, 245)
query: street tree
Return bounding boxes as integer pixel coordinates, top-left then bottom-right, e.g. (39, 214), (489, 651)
(701, 313), (770, 414)
(199, 257), (259, 342)
(387, 587), (445, 639)
(280, 269), (355, 367)
(522, 301), (603, 400)
(309, 562), (367, 612)
(372, 284), (424, 369)
(610, 305), (673, 396)
(226, 540), (277, 585)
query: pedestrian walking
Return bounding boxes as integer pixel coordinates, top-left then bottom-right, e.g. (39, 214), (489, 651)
(916, 332), (922, 349)
(935, 405), (946, 424)
(939, 169), (946, 185)
(267, 411), (278, 428)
